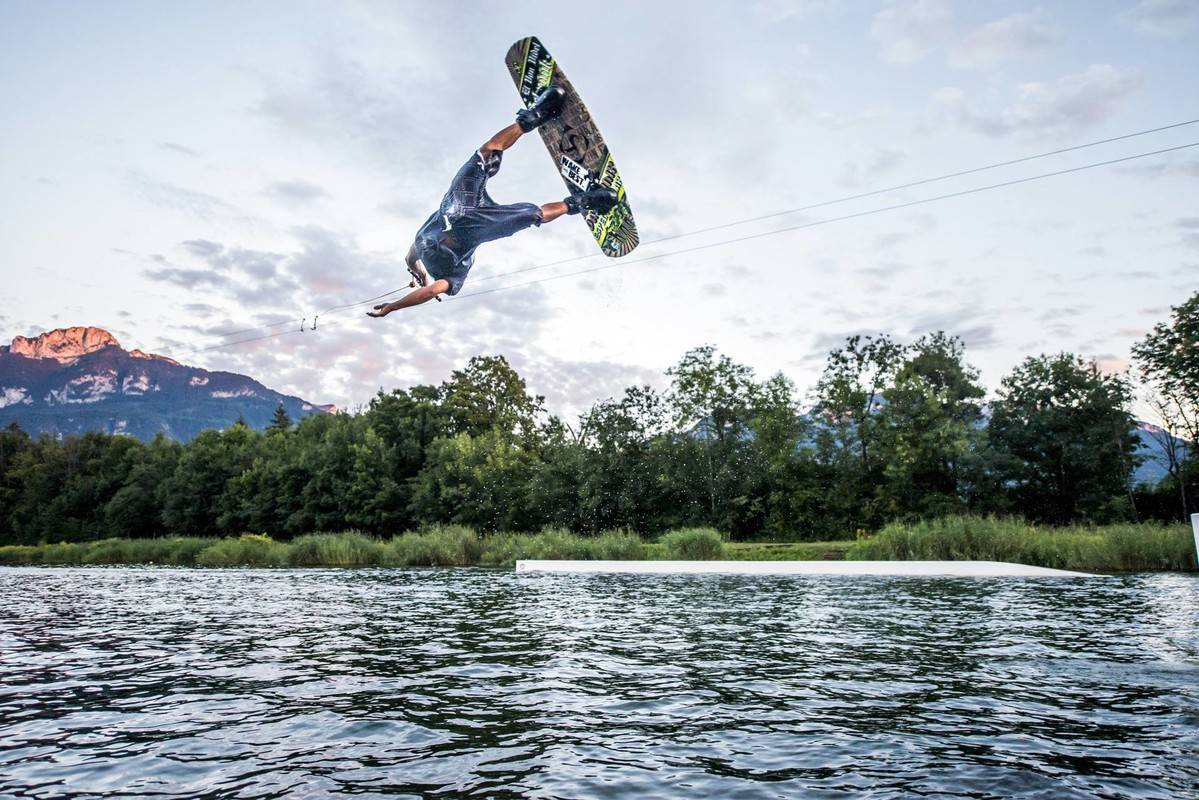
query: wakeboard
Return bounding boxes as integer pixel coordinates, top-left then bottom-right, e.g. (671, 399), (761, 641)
(505, 36), (638, 258)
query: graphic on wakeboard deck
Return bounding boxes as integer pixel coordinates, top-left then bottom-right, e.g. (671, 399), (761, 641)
(505, 36), (638, 258)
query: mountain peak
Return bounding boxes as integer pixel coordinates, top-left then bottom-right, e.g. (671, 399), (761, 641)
(9, 326), (121, 362)
(1, 325), (333, 441)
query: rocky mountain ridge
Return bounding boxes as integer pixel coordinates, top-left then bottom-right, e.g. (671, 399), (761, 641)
(0, 326), (333, 441)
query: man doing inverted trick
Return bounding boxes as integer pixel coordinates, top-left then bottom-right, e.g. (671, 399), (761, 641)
(367, 87), (618, 318)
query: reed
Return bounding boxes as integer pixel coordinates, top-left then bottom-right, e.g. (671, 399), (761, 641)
(382, 526), (484, 566)
(2, 519), (1190, 572)
(657, 528), (725, 560)
(288, 532), (383, 566)
(194, 533), (289, 567)
(847, 516), (1196, 572)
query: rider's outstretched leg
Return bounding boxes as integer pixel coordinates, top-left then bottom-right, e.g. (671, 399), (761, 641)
(540, 186), (619, 225)
(477, 86), (567, 180)
(481, 123), (525, 155)
(479, 85), (567, 156)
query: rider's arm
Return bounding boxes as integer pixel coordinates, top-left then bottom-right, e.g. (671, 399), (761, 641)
(404, 243), (430, 287)
(367, 279), (450, 317)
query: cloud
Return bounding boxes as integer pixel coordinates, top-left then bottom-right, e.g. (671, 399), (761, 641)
(1094, 354), (1130, 374)
(264, 179), (330, 206)
(751, 0), (836, 21)
(1118, 157), (1199, 179)
(253, 49), (462, 178)
(953, 325), (999, 350)
(183, 302), (223, 316)
(142, 220), (576, 410)
(158, 142), (202, 158)
(125, 172), (240, 220)
(1040, 306), (1083, 322)
(950, 11), (1057, 68)
(856, 260), (909, 280)
(872, 231), (911, 250)
(871, 0), (954, 64)
(839, 147), (907, 187)
(146, 240), (296, 307)
(508, 352), (664, 422)
(805, 329), (890, 362)
(181, 283), (630, 419)
(146, 266), (232, 289)
(1178, 217), (1199, 250)
(1121, 0), (1199, 37)
(935, 64), (1140, 138)
(180, 239), (223, 258)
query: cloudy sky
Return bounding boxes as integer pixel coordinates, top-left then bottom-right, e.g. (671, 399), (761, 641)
(2, 0), (1197, 419)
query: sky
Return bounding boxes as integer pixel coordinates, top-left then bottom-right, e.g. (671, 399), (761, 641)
(2, 0), (1197, 420)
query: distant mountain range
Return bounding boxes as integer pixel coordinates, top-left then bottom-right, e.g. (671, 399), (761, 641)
(0, 326), (334, 441)
(1133, 421), (1190, 488)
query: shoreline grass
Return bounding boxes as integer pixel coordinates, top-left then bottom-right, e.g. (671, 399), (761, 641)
(0, 518), (1193, 572)
(847, 516), (1195, 573)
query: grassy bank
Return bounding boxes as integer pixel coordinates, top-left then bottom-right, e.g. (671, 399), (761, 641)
(847, 516), (1196, 572)
(0, 518), (1193, 571)
(0, 527), (660, 569)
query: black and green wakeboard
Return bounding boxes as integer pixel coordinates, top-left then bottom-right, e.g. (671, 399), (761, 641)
(505, 36), (638, 258)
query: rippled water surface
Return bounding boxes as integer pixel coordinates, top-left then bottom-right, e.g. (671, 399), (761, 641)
(2, 567), (1197, 799)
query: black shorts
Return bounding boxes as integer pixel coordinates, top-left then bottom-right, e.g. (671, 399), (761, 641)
(415, 150), (543, 295)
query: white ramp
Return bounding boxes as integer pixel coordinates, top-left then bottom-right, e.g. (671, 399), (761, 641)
(515, 559), (1096, 577)
(1192, 513), (1199, 568)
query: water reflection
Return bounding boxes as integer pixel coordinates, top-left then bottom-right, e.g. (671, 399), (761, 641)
(1, 567), (1196, 798)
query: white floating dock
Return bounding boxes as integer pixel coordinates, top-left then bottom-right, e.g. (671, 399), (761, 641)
(515, 560), (1096, 577)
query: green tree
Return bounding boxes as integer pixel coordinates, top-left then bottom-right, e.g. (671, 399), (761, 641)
(812, 334), (906, 531)
(1131, 291), (1199, 519)
(366, 385), (447, 475)
(876, 332), (986, 519)
(0, 424), (32, 541)
(159, 422), (262, 536)
(268, 403), (293, 433)
(411, 429), (537, 531)
(575, 385), (670, 532)
(988, 353), (1139, 524)
(441, 356), (543, 447)
(526, 419), (590, 532)
(103, 434), (180, 538)
(748, 373), (823, 539)
(666, 346), (763, 526)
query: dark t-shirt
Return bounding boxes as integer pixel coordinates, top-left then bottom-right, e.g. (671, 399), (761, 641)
(414, 211), (475, 296)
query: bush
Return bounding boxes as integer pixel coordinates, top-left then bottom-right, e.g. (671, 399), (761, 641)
(195, 534), (288, 567)
(658, 528), (725, 560)
(38, 542), (87, 564)
(847, 516), (1196, 572)
(0, 545), (41, 565)
(593, 530), (647, 560)
(157, 537), (218, 566)
(383, 526), (483, 566)
(289, 532), (383, 566)
(477, 532), (539, 566)
(84, 538), (135, 565)
(475, 528), (646, 566)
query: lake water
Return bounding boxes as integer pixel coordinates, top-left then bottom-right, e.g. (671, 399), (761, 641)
(1, 567), (1197, 799)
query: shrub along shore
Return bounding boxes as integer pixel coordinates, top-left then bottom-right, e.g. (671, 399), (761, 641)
(0, 518), (1193, 572)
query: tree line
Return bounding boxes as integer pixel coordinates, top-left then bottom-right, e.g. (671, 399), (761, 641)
(1, 293), (1195, 545)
